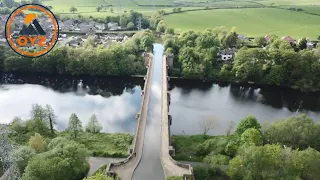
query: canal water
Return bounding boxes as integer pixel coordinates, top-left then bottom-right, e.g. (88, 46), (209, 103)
(132, 44), (165, 180)
(0, 73), (144, 133)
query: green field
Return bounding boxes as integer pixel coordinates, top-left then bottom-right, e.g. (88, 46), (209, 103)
(164, 8), (320, 39)
(259, 0), (320, 6)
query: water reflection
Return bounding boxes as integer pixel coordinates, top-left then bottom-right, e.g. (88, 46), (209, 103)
(169, 79), (320, 135)
(0, 73), (144, 133)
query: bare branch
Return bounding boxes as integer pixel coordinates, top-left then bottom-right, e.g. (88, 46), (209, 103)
(199, 116), (218, 135)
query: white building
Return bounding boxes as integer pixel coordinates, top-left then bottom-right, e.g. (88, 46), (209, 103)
(218, 49), (236, 61)
(107, 22), (119, 30)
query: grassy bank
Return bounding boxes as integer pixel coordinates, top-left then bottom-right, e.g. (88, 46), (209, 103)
(172, 135), (239, 162)
(171, 135), (210, 162)
(59, 132), (133, 157)
(10, 131), (133, 158)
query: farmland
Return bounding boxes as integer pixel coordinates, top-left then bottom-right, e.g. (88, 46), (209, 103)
(164, 8), (320, 39)
(36, 0), (320, 38)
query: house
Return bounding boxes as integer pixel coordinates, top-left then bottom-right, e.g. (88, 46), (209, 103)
(59, 34), (67, 38)
(107, 22), (119, 30)
(94, 23), (105, 31)
(306, 38), (316, 48)
(218, 49), (237, 61)
(265, 34), (271, 41)
(282, 36), (295, 43)
(238, 34), (248, 41)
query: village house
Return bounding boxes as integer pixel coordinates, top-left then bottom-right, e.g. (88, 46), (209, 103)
(238, 34), (248, 41)
(306, 38), (316, 49)
(282, 36), (295, 43)
(217, 49), (237, 61)
(107, 22), (119, 30)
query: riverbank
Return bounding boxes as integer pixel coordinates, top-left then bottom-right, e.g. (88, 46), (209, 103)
(10, 131), (134, 158)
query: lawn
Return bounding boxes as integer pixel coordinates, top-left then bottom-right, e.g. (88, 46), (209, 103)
(164, 8), (320, 39)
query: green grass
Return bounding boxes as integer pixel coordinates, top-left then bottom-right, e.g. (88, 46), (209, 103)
(164, 8), (320, 39)
(259, 0), (320, 6)
(59, 132), (133, 157)
(171, 135), (212, 162)
(282, 5), (320, 15)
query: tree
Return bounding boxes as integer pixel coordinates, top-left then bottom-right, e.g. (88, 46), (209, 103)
(127, 22), (135, 30)
(264, 114), (317, 149)
(28, 133), (45, 153)
(235, 116), (261, 135)
(120, 14), (130, 27)
(85, 114), (103, 133)
(241, 128), (263, 146)
(225, 121), (236, 136)
(13, 146), (36, 173)
(223, 31), (238, 48)
(20, 0), (28, 5)
(86, 173), (113, 180)
(45, 104), (56, 135)
(69, 6), (77, 13)
(228, 144), (320, 180)
(110, 8), (114, 13)
(156, 20), (167, 33)
(68, 113), (83, 138)
(199, 116), (217, 135)
(254, 36), (267, 47)
(31, 0), (41, 4)
(177, 7), (182, 12)
(11, 116), (25, 134)
(30, 104), (47, 123)
(96, 5), (102, 12)
(165, 27), (174, 35)
(298, 37), (307, 50)
(2, 0), (15, 8)
(23, 137), (89, 180)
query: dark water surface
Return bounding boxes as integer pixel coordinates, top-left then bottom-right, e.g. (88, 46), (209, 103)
(0, 72), (144, 133)
(169, 79), (320, 135)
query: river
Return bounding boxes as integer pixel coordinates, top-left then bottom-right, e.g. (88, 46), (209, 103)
(169, 79), (320, 135)
(1, 55), (320, 137)
(0, 73), (144, 133)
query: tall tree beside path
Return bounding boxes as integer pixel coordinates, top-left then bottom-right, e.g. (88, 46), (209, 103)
(70, 6), (77, 13)
(85, 114), (103, 133)
(68, 113), (83, 138)
(45, 104), (57, 135)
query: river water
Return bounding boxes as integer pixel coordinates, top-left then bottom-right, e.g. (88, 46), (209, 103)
(169, 79), (320, 135)
(0, 73), (144, 133)
(1, 54), (320, 136)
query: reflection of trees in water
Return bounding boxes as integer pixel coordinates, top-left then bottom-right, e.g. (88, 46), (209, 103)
(0, 72), (144, 98)
(229, 84), (260, 102)
(168, 79), (320, 113)
(230, 84), (320, 112)
(169, 79), (213, 95)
